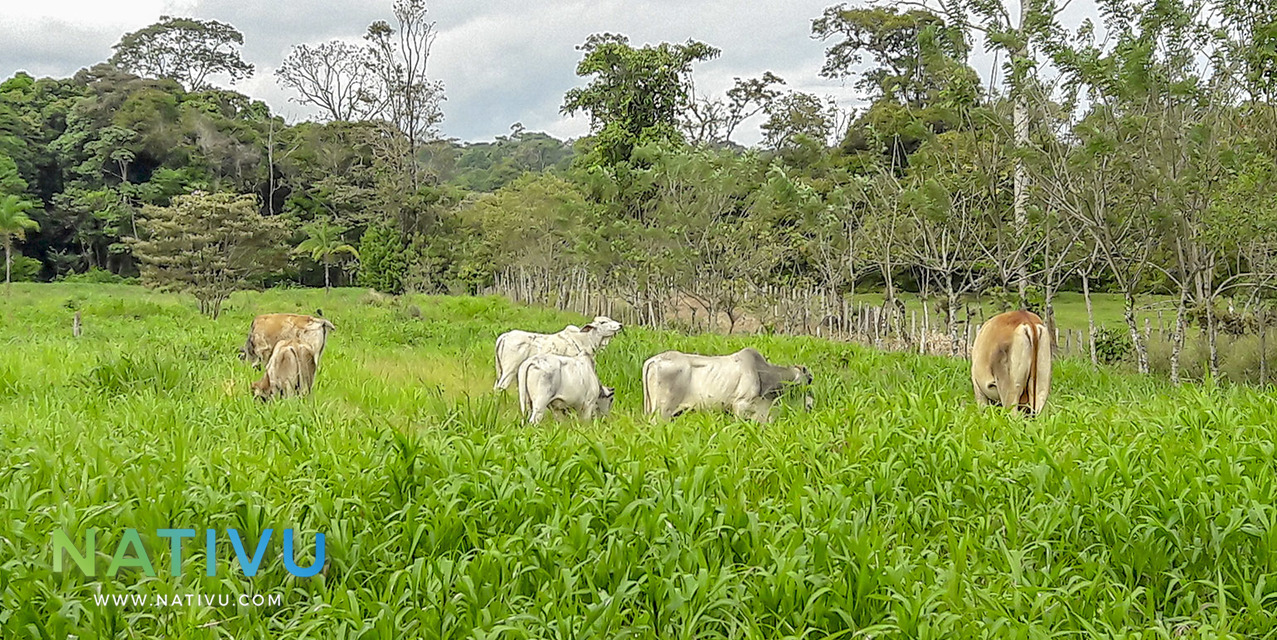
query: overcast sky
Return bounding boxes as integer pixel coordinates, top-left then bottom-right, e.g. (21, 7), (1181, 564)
(0, 0), (1100, 146)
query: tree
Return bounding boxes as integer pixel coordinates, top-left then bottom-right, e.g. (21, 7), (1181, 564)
(682, 73), (786, 146)
(813, 5), (970, 106)
(760, 92), (836, 150)
(357, 223), (408, 294)
(916, 0), (1070, 305)
(364, 0), (446, 189)
(109, 16), (254, 91)
(295, 219), (359, 291)
(0, 194), (40, 290)
(563, 34), (720, 167)
(131, 192), (287, 318)
(277, 41), (382, 122)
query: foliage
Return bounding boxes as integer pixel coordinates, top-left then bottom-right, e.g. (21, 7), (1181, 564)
(563, 34), (720, 167)
(130, 192), (287, 318)
(1093, 325), (1133, 365)
(0, 193), (40, 287)
(295, 218), (359, 290)
(59, 267), (135, 284)
(109, 16), (254, 91)
(356, 222), (408, 294)
(7, 255), (41, 282)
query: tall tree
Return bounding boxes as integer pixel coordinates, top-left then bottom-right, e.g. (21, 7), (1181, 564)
(563, 34), (720, 167)
(813, 5), (970, 106)
(276, 41), (382, 122)
(364, 0), (445, 189)
(130, 192), (287, 318)
(915, 0), (1069, 304)
(295, 218), (359, 291)
(109, 16), (254, 91)
(682, 73), (786, 146)
(0, 194), (39, 290)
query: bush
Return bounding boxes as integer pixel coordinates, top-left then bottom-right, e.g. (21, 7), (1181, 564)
(8, 255), (41, 282)
(60, 267), (136, 284)
(1094, 325), (1133, 365)
(357, 224), (408, 294)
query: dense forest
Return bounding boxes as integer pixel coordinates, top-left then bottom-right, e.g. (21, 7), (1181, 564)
(1, 0), (1275, 383)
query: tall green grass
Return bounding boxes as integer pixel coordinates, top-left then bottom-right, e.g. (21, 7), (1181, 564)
(2, 284), (1275, 638)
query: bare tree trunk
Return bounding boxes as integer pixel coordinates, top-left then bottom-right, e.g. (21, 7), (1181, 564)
(1082, 272), (1097, 366)
(1013, 87), (1030, 306)
(1261, 308), (1269, 386)
(1207, 300), (1220, 379)
(1124, 291), (1149, 374)
(1170, 290), (1189, 384)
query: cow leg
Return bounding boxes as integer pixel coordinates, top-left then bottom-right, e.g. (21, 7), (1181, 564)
(495, 362), (517, 391)
(752, 398), (775, 424)
(973, 379), (991, 406)
(528, 402), (547, 424)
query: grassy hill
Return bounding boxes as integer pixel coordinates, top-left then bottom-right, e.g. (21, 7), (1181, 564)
(2, 284), (1275, 638)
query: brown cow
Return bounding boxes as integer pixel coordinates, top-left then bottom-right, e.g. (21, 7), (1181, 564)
(971, 310), (1052, 415)
(251, 340), (317, 401)
(240, 313), (334, 369)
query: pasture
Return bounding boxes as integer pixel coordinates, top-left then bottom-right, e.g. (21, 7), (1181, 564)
(2, 284), (1277, 638)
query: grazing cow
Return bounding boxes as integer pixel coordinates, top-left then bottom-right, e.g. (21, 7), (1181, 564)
(971, 310), (1052, 415)
(251, 340), (317, 401)
(517, 354), (615, 424)
(494, 316), (623, 391)
(240, 312), (335, 369)
(642, 348), (813, 423)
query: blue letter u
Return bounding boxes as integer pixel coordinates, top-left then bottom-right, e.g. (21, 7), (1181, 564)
(283, 529), (325, 578)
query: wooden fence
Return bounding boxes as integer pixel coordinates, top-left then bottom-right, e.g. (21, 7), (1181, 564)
(482, 267), (1108, 360)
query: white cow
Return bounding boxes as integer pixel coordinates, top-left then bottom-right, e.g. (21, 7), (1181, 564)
(494, 316), (623, 391)
(517, 354), (615, 424)
(642, 348), (813, 423)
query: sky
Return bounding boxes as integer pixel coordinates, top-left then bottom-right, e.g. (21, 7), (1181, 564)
(0, 0), (1101, 146)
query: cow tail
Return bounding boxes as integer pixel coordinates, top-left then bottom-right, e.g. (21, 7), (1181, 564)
(1021, 323), (1040, 414)
(517, 360), (531, 416)
(1033, 323), (1052, 415)
(641, 358), (654, 415)
(495, 334), (506, 382)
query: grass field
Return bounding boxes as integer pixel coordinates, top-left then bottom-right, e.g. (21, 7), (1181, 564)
(3, 284), (1277, 639)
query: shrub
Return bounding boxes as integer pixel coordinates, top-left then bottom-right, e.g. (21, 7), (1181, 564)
(9, 255), (41, 282)
(1094, 325), (1133, 365)
(357, 224), (408, 294)
(60, 267), (136, 284)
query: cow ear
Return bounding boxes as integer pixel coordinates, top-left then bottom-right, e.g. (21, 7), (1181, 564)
(580, 324), (595, 333)
(601, 386), (615, 397)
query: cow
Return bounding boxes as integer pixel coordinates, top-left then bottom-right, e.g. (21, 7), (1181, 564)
(240, 312), (335, 369)
(251, 339), (317, 401)
(517, 354), (615, 424)
(971, 309), (1052, 415)
(493, 316), (623, 391)
(642, 348), (813, 423)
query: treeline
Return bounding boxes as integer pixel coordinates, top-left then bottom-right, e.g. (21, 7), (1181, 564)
(1, 0), (1275, 383)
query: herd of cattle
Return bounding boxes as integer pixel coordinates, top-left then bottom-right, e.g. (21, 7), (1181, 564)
(237, 307), (1054, 421)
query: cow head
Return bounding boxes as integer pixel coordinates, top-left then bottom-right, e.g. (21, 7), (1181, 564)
(792, 365), (813, 385)
(251, 377), (272, 402)
(596, 386), (616, 417)
(580, 316), (623, 340)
